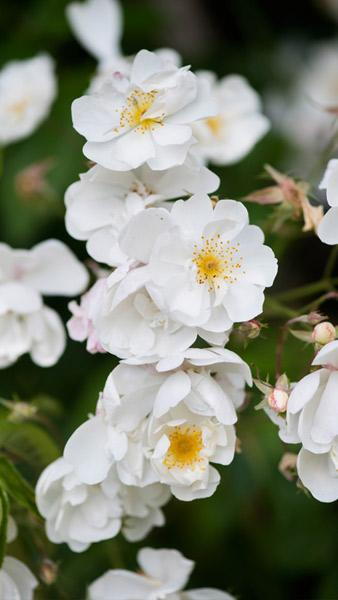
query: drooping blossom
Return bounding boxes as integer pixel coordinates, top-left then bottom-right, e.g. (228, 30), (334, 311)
(36, 457), (170, 551)
(0, 240), (88, 367)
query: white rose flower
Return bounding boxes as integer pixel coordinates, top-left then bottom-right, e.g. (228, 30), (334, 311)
(36, 457), (170, 551)
(72, 49), (216, 171)
(65, 161), (219, 266)
(0, 54), (56, 145)
(317, 159), (338, 245)
(64, 349), (250, 500)
(0, 557), (38, 600)
(192, 72), (269, 166)
(284, 340), (338, 502)
(0, 240), (88, 367)
(88, 547), (234, 600)
(118, 194), (277, 329)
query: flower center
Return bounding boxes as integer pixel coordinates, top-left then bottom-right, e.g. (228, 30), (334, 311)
(206, 115), (223, 137)
(118, 89), (164, 133)
(192, 235), (243, 289)
(164, 425), (203, 470)
(8, 99), (28, 117)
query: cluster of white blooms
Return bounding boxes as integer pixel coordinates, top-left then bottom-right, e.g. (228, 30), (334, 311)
(0, 54), (56, 146)
(0, 240), (88, 367)
(66, 0), (269, 166)
(34, 0), (277, 552)
(88, 546), (234, 600)
(265, 341), (338, 502)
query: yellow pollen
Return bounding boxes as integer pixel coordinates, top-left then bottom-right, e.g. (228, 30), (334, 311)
(192, 235), (244, 289)
(116, 89), (164, 134)
(206, 115), (223, 137)
(8, 99), (28, 117)
(164, 425), (204, 470)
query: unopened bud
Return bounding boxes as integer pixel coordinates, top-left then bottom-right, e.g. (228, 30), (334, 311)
(267, 388), (288, 413)
(312, 321), (336, 345)
(278, 452), (298, 481)
(40, 559), (58, 585)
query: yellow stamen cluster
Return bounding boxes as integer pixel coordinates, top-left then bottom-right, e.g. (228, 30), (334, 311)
(206, 115), (223, 137)
(8, 99), (28, 117)
(192, 235), (243, 290)
(117, 89), (164, 134)
(164, 425), (204, 470)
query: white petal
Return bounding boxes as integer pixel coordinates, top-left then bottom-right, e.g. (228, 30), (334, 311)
(297, 448), (338, 502)
(22, 240), (88, 296)
(66, 0), (122, 62)
(64, 417), (111, 484)
(317, 207), (338, 245)
(154, 371), (191, 417)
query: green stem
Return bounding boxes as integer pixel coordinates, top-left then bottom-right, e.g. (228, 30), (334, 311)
(273, 278), (338, 303)
(263, 297), (298, 319)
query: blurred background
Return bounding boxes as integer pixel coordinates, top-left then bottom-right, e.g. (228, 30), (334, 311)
(1, 0), (338, 598)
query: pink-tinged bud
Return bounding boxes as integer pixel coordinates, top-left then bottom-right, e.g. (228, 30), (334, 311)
(40, 559), (58, 585)
(312, 321), (336, 345)
(267, 388), (288, 413)
(278, 452), (298, 481)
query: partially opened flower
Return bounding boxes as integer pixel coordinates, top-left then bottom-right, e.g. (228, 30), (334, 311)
(72, 49), (216, 171)
(118, 194), (277, 330)
(0, 54), (56, 146)
(36, 457), (170, 551)
(88, 546), (234, 600)
(0, 557), (38, 600)
(287, 341), (338, 501)
(317, 159), (338, 244)
(0, 240), (88, 367)
(192, 72), (269, 165)
(65, 161), (219, 267)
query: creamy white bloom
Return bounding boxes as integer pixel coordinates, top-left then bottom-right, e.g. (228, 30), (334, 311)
(36, 457), (170, 551)
(269, 42), (338, 156)
(65, 161), (219, 266)
(88, 546), (234, 600)
(287, 341), (338, 501)
(118, 194), (277, 330)
(64, 349), (251, 500)
(317, 159), (338, 244)
(0, 557), (38, 600)
(0, 240), (88, 367)
(72, 49), (216, 171)
(192, 72), (269, 165)
(0, 54), (56, 145)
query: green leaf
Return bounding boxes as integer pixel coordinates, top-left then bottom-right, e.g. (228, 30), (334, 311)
(0, 421), (60, 469)
(0, 488), (9, 568)
(0, 457), (38, 518)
